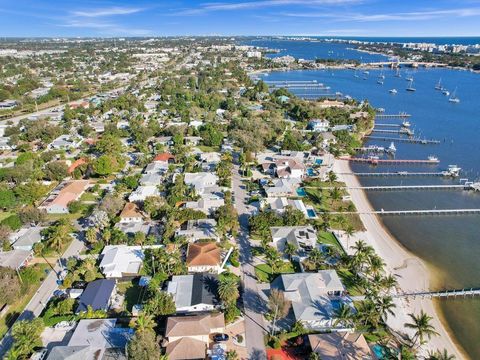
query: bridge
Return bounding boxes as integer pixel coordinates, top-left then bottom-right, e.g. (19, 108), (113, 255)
(363, 61), (447, 68)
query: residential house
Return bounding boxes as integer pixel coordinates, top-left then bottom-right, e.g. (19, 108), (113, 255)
(0, 249), (32, 270)
(0, 137), (12, 151)
(139, 172), (163, 186)
(186, 242), (222, 274)
(8, 226), (44, 251)
(67, 158), (87, 175)
(167, 273), (220, 313)
(46, 318), (132, 360)
(308, 332), (374, 360)
(144, 161), (168, 175)
(119, 202), (145, 223)
(271, 271), (350, 331)
(274, 158), (306, 179)
(184, 172), (218, 193)
(165, 313), (225, 360)
(264, 197), (309, 217)
(308, 119), (330, 132)
(270, 226), (318, 252)
(128, 185), (160, 202)
(265, 178), (301, 198)
(176, 219), (219, 242)
(99, 245), (149, 279)
(184, 136), (202, 146)
(184, 194), (225, 215)
(48, 134), (82, 151)
(76, 279), (116, 313)
(39, 180), (90, 214)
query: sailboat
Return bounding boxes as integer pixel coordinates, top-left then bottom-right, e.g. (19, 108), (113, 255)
(405, 74), (413, 82)
(378, 69), (385, 80)
(435, 78), (442, 90)
(449, 87), (460, 103)
(354, 69), (359, 78)
(395, 68), (401, 77)
(406, 78), (416, 92)
(389, 88), (397, 94)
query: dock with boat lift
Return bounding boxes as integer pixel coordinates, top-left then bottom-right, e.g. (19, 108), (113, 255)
(342, 184), (472, 191)
(372, 128), (414, 136)
(365, 136), (441, 144)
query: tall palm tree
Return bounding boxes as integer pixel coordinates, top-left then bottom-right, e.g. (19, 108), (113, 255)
(404, 310), (439, 346)
(308, 248), (324, 270)
(133, 313), (157, 333)
(268, 289), (288, 335)
(427, 349), (455, 360)
(333, 302), (353, 327)
(380, 274), (398, 293)
(218, 276), (239, 307)
(374, 296), (396, 322)
(344, 225), (355, 249)
(284, 242), (297, 260)
(367, 254), (385, 277)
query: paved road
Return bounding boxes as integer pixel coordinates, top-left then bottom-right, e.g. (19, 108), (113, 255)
(0, 225), (86, 357)
(232, 162), (268, 360)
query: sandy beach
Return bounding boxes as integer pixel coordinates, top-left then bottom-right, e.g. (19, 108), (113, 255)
(333, 159), (466, 359)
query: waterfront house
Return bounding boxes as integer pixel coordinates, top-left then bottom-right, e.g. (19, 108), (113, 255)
(270, 226), (317, 253)
(273, 158), (306, 179)
(308, 119), (330, 132)
(271, 271), (350, 331)
(166, 273), (220, 313)
(265, 178), (301, 198)
(307, 332), (374, 360)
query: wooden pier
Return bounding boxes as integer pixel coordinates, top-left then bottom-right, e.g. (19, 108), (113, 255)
(352, 288), (480, 301)
(346, 184), (470, 191)
(374, 123), (402, 127)
(375, 113), (411, 119)
(345, 157), (440, 165)
(342, 171), (449, 177)
(365, 136), (440, 144)
(329, 208), (480, 216)
(372, 128), (414, 135)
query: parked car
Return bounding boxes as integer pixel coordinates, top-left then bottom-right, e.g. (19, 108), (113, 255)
(213, 333), (229, 342)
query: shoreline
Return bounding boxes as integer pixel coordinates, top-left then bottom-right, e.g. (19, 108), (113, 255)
(333, 159), (467, 359)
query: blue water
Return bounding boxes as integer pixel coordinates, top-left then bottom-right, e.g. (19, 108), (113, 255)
(256, 40), (480, 359)
(296, 188), (307, 197)
(306, 168), (316, 176)
(246, 39), (389, 62)
(307, 209), (316, 218)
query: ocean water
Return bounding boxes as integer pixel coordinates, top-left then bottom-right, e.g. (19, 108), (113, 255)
(257, 53), (480, 357)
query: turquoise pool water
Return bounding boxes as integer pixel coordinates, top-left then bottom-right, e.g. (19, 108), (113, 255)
(296, 188), (306, 196)
(306, 168), (316, 176)
(315, 159), (323, 165)
(307, 209), (316, 218)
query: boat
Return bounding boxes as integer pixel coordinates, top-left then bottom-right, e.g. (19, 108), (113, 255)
(442, 165), (461, 177)
(386, 142), (396, 154)
(377, 80), (384, 85)
(449, 87), (460, 103)
(395, 68), (401, 77)
(406, 79), (416, 92)
(389, 89), (397, 94)
(363, 70), (370, 75)
(401, 120), (411, 128)
(435, 78), (442, 90)
(378, 70), (385, 80)
(406, 75), (413, 82)
(428, 155), (439, 162)
(442, 89), (450, 96)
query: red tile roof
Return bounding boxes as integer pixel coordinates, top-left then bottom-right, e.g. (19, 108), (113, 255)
(153, 153), (175, 162)
(68, 158), (87, 174)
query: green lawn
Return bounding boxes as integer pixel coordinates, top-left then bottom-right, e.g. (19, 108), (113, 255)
(318, 231), (344, 253)
(197, 145), (220, 152)
(80, 192), (99, 202)
(337, 268), (365, 296)
(116, 280), (145, 313)
(254, 262), (295, 283)
(0, 212), (13, 222)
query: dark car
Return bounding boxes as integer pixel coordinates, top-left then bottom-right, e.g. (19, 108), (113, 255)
(213, 333), (229, 342)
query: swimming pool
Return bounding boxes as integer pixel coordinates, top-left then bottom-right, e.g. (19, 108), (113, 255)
(307, 209), (316, 218)
(296, 188), (306, 197)
(306, 168), (316, 176)
(315, 159), (323, 165)
(372, 344), (387, 359)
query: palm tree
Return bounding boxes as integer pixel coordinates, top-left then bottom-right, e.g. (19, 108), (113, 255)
(367, 255), (385, 277)
(327, 170), (337, 183)
(333, 302), (353, 327)
(284, 242), (297, 260)
(307, 248), (324, 270)
(132, 313), (157, 333)
(404, 310), (439, 346)
(374, 296), (396, 322)
(268, 289), (289, 335)
(380, 274), (398, 293)
(427, 349), (455, 360)
(345, 225), (355, 249)
(218, 276), (240, 307)
(226, 350), (239, 360)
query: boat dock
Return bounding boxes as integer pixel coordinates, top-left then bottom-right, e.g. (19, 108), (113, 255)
(375, 113), (411, 119)
(365, 136), (440, 144)
(351, 288), (480, 301)
(372, 128), (414, 135)
(329, 208), (480, 216)
(345, 157), (440, 165)
(343, 171), (451, 177)
(344, 184), (471, 191)
(374, 123), (402, 127)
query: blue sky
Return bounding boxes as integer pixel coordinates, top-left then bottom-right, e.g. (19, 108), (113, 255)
(1, 0), (480, 37)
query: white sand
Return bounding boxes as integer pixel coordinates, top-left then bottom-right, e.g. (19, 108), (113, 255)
(333, 159), (466, 359)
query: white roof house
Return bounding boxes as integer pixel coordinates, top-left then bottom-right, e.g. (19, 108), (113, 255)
(99, 245), (162, 279)
(128, 185), (160, 202)
(270, 226), (318, 252)
(271, 271), (349, 331)
(184, 195), (225, 215)
(265, 197), (308, 217)
(9, 226), (45, 251)
(265, 179), (301, 198)
(184, 172), (218, 192)
(48, 135), (82, 150)
(175, 219), (219, 242)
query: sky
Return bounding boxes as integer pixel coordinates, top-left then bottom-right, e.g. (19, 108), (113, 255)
(1, 0), (480, 37)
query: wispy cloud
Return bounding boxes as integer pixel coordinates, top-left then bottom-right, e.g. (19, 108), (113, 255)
(173, 0), (360, 15)
(71, 7), (144, 18)
(282, 7), (480, 21)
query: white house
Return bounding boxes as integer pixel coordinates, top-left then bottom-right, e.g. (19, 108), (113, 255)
(48, 135), (82, 151)
(128, 185), (160, 202)
(308, 119), (330, 132)
(270, 226), (318, 252)
(184, 172), (218, 192)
